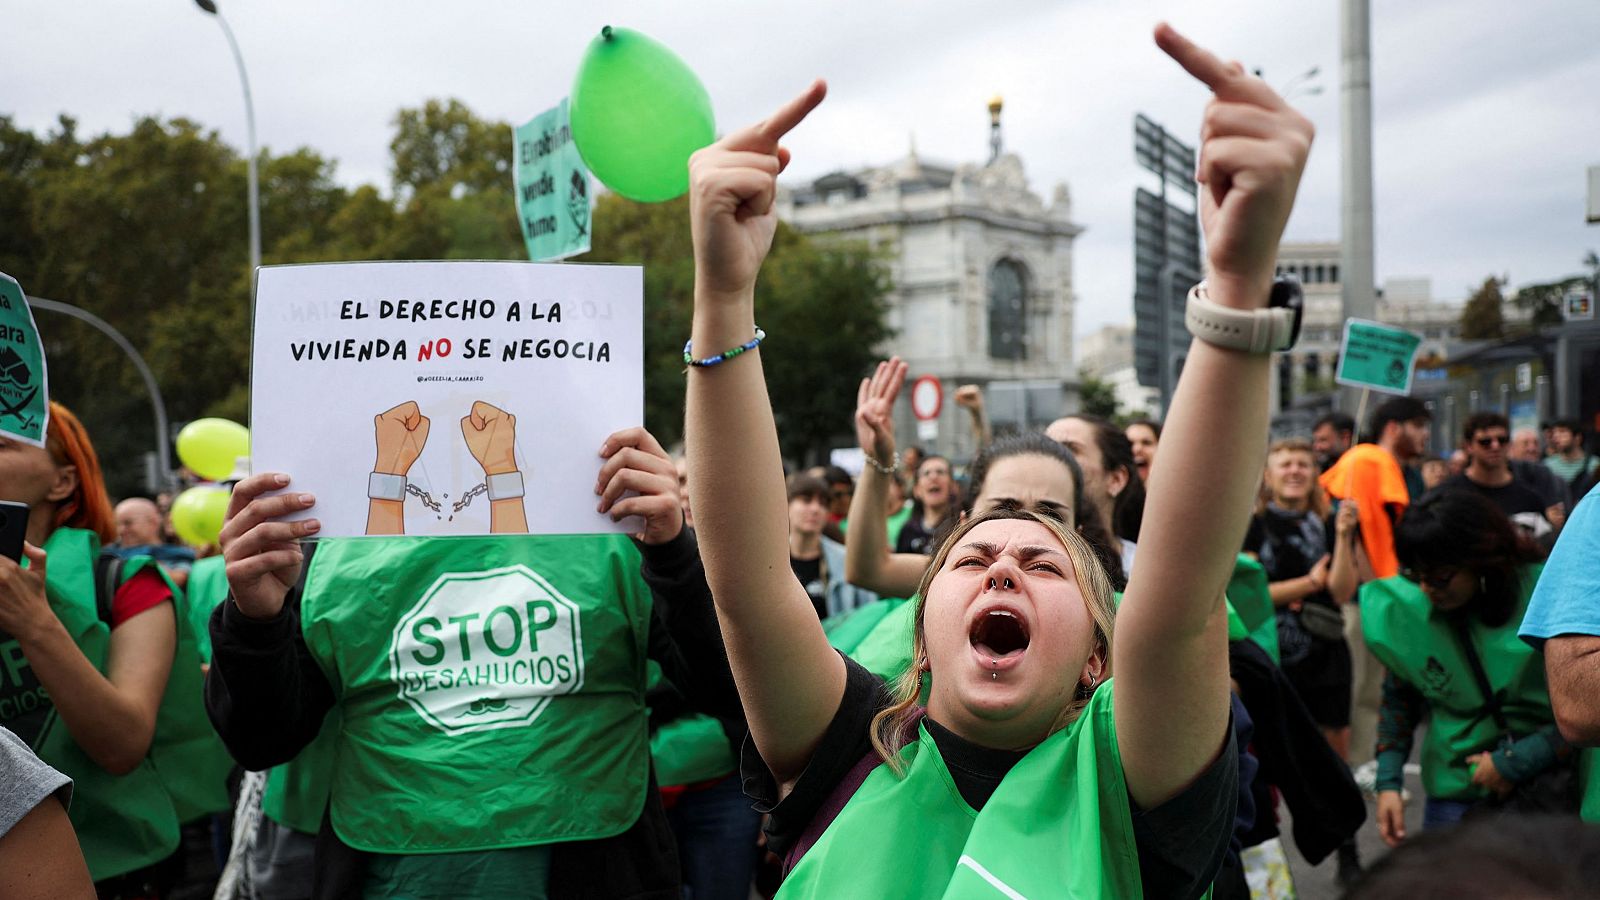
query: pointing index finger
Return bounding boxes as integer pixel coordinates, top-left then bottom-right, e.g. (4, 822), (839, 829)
(755, 79), (828, 144)
(1154, 23), (1279, 108)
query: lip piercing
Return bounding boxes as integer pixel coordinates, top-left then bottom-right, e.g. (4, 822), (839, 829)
(991, 672), (998, 681)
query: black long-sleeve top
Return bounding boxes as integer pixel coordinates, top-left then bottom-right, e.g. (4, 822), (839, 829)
(205, 529), (738, 900)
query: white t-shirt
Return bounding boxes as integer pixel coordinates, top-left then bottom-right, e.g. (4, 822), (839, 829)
(0, 725), (71, 837)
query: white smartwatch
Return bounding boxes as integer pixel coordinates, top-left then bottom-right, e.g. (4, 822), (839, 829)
(1185, 278), (1304, 353)
(368, 472), (407, 502)
(486, 470), (525, 501)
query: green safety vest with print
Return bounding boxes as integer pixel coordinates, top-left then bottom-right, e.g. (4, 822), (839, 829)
(0, 528), (181, 881)
(1361, 565), (1551, 801)
(144, 553), (234, 823)
(1226, 555), (1279, 663)
(298, 535), (653, 854)
(778, 683), (1144, 899)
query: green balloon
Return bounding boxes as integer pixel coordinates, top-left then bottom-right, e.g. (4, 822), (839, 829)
(570, 26), (715, 203)
(170, 486), (230, 547)
(176, 418), (249, 482)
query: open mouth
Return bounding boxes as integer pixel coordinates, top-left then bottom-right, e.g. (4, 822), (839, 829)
(970, 608), (1031, 659)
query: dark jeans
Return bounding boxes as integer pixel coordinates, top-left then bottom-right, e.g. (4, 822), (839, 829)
(666, 775), (762, 900)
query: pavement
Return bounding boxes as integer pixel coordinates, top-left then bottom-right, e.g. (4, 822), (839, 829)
(1279, 764), (1426, 899)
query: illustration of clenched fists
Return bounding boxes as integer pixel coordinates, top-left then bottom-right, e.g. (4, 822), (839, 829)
(373, 400), (431, 477)
(461, 401), (517, 477)
(366, 400), (526, 536)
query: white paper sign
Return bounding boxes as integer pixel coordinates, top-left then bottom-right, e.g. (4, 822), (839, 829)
(251, 261), (642, 538)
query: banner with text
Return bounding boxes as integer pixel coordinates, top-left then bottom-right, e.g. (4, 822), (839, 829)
(251, 261), (641, 538)
(0, 273), (50, 447)
(1335, 318), (1422, 396)
(515, 99), (592, 262)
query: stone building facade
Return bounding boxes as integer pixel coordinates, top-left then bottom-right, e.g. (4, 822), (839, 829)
(778, 139), (1082, 464)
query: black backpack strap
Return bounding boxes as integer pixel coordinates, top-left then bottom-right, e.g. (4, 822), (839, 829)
(1450, 614), (1510, 735)
(92, 551), (127, 627)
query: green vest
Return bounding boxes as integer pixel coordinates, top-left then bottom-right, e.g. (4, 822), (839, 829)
(779, 684), (1143, 899)
(146, 554), (234, 823)
(1227, 555), (1279, 663)
(298, 535), (653, 854)
(842, 597), (918, 682)
(10, 528), (183, 881)
(185, 555), (229, 663)
(1361, 565), (1551, 800)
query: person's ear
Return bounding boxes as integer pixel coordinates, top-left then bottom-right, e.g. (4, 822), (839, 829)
(47, 463), (78, 504)
(1106, 465), (1129, 499)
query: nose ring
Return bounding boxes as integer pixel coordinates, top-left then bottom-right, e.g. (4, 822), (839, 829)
(986, 577), (1014, 590)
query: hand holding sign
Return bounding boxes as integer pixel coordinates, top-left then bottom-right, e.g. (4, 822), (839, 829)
(689, 81), (826, 300)
(220, 473), (319, 621)
(374, 401), (430, 477)
(1154, 23), (1313, 306)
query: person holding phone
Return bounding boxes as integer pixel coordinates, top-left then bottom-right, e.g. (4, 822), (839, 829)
(0, 402), (196, 896)
(682, 23), (1313, 897)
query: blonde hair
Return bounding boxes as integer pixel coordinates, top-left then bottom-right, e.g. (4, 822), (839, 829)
(868, 507), (1117, 771)
(1257, 438), (1331, 519)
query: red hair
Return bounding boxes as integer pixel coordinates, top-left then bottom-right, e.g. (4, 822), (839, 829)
(45, 402), (117, 545)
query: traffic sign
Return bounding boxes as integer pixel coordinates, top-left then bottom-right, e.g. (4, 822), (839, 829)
(911, 375), (943, 421)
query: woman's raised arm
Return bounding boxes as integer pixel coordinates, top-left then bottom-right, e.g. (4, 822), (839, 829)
(843, 358), (927, 596)
(1115, 24), (1314, 809)
(684, 81), (848, 786)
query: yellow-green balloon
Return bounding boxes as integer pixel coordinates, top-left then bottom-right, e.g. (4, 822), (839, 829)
(170, 486), (230, 547)
(570, 25), (715, 203)
(176, 418), (249, 482)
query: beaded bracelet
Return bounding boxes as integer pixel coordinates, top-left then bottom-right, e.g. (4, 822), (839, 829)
(864, 453), (900, 476)
(683, 326), (766, 368)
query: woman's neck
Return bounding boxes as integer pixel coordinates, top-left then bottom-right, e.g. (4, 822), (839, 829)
(25, 505), (56, 549)
(789, 530), (822, 560)
(922, 500), (948, 526)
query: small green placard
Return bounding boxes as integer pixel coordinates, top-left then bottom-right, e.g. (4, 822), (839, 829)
(514, 99), (592, 262)
(0, 273), (49, 446)
(1335, 318), (1422, 396)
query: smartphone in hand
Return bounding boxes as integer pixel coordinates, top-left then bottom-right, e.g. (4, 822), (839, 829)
(0, 500), (29, 563)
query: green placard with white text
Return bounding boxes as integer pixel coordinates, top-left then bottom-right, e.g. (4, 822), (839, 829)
(514, 99), (592, 262)
(1335, 318), (1422, 396)
(0, 273), (50, 446)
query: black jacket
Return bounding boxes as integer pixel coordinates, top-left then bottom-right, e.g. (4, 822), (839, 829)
(205, 529), (737, 900)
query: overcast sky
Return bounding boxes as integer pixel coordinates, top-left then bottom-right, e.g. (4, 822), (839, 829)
(7, 0), (1598, 339)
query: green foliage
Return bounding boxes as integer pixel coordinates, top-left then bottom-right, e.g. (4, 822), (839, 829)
(1459, 276), (1506, 340)
(1511, 252), (1599, 332)
(1078, 370), (1120, 420)
(579, 195), (893, 461)
(0, 98), (892, 494)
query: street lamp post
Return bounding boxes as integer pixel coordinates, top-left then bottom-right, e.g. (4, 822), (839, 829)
(194, 0), (260, 285)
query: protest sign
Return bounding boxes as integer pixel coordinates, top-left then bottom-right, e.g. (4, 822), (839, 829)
(251, 261), (641, 538)
(0, 273), (50, 446)
(1334, 318), (1422, 396)
(515, 99), (592, 261)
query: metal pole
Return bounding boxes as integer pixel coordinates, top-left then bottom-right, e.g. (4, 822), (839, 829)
(27, 297), (175, 492)
(1340, 0), (1377, 412)
(211, 10), (260, 286)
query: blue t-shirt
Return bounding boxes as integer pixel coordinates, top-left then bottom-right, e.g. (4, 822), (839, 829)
(1520, 492), (1600, 649)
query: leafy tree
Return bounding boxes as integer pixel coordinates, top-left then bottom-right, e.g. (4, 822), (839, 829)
(1078, 370), (1120, 420)
(580, 194), (893, 461)
(1511, 251), (1599, 331)
(1459, 276), (1506, 340)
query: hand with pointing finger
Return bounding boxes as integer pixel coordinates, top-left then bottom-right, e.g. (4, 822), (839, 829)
(689, 80), (827, 301)
(1154, 23), (1314, 307)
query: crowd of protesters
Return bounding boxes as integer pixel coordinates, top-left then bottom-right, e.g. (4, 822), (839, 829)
(4, 21), (1600, 900)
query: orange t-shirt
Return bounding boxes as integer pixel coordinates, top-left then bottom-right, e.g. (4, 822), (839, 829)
(1320, 444), (1410, 579)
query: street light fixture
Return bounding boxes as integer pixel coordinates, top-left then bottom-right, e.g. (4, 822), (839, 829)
(193, 0), (260, 286)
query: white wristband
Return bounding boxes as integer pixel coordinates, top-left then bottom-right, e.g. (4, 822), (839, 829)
(486, 471), (525, 501)
(368, 472), (406, 502)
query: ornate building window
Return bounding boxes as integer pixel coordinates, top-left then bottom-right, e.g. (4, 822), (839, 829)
(988, 259), (1028, 360)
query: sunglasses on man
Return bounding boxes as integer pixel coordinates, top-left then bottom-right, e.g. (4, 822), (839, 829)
(1473, 434), (1508, 448)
